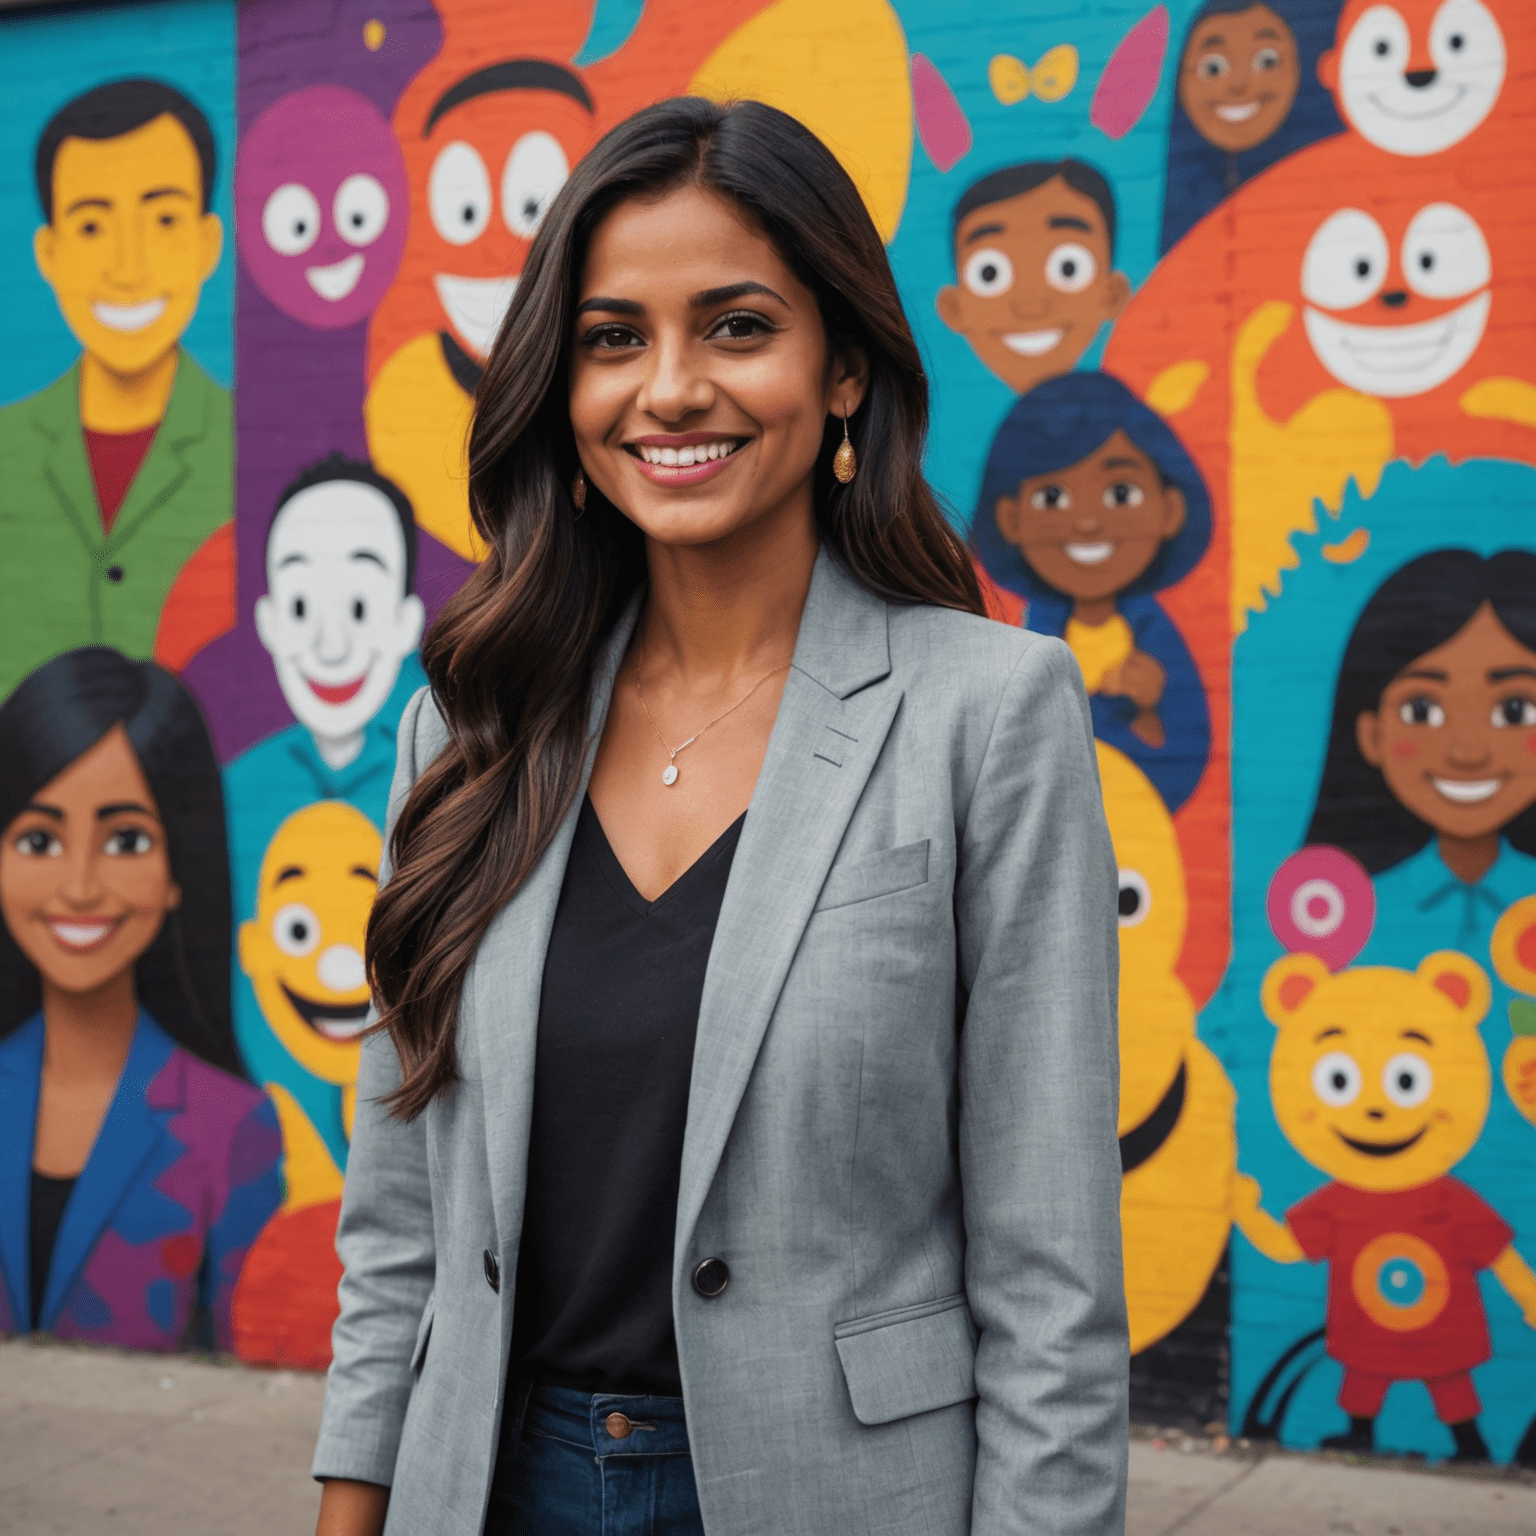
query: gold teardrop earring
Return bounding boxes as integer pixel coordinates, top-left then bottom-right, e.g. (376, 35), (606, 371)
(571, 468), (587, 516)
(832, 407), (857, 484)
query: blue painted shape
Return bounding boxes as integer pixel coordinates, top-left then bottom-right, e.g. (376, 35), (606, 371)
(574, 0), (646, 66)
(146, 1276), (177, 1333)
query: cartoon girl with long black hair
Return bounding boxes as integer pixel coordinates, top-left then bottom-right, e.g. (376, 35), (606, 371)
(1305, 550), (1536, 960)
(0, 648), (281, 1349)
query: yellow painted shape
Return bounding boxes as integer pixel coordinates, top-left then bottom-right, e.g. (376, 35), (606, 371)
(266, 1081), (345, 1213)
(1461, 377), (1536, 428)
(1030, 44), (1079, 102)
(690, 0), (912, 244)
(365, 332), (485, 562)
(1228, 301), (1394, 632)
(1263, 950), (1493, 1193)
(363, 18), (386, 51)
(1504, 1036), (1536, 1131)
(1145, 359), (1209, 418)
(239, 800), (381, 1091)
(1321, 527), (1370, 564)
(989, 54), (1030, 104)
(1490, 894), (1536, 993)
(1066, 612), (1134, 694)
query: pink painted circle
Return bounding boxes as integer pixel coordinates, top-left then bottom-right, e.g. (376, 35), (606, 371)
(1267, 844), (1375, 971)
(236, 84), (407, 330)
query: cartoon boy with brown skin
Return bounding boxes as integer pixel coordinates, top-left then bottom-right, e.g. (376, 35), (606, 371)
(1177, 3), (1301, 158)
(937, 159), (1131, 398)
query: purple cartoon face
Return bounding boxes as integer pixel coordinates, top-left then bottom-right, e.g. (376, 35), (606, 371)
(236, 84), (407, 330)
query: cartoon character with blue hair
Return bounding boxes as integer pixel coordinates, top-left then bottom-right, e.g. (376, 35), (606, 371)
(973, 372), (1212, 812)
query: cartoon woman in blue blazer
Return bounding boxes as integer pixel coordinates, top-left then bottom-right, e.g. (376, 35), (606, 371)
(973, 371), (1213, 812)
(0, 648), (282, 1350)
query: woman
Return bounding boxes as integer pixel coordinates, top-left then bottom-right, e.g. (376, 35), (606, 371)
(0, 647), (282, 1349)
(972, 371), (1212, 814)
(1304, 549), (1536, 962)
(314, 98), (1125, 1536)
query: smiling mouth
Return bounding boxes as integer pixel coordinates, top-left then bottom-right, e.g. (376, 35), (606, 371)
(47, 916), (122, 951)
(434, 273), (518, 359)
(1002, 328), (1065, 357)
(306, 253), (365, 301)
(280, 982), (371, 1041)
(1336, 1125), (1427, 1157)
(1303, 291), (1490, 399)
(303, 673), (367, 705)
(1432, 775), (1502, 804)
(1364, 82), (1468, 122)
(1214, 100), (1262, 122)
(626, 436), (747, 487)
(92, 297), (167, 332)
(1064, 541), (1115, 565)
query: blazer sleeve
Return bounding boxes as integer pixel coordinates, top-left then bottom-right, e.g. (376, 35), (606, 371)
(312, 685), (439, 1487)
(955, 637), (1128, 1536)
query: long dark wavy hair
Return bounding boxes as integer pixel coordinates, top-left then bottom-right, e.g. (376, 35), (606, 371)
(1305, 549), (1536, 873)
(0, 647), (242, 1076)
(368, 96), (984, 1119)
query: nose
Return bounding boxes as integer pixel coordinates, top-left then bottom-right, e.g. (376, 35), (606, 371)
(1380, 291), (1409, 308)
(318, 944), (367, 993)
(314, 610), (352, 666)
(1365, 1107), (1386, 1121)
(1404, 67), (1437, 88)
(636, 334), (713, 423)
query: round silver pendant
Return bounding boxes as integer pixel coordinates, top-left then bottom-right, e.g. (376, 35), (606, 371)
(662, 764), (679, 786)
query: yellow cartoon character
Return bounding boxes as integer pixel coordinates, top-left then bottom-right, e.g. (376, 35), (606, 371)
(238, 800), (380, 1210)
(1237, 951), (1536, 1462)
(1098, 743), (1242, 1353)
(1491, 895), (1536, 1131)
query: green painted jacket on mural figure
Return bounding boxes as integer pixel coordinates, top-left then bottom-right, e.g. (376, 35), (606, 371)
(0, 348), (231, 701)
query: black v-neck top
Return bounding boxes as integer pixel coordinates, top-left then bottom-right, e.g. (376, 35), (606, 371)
(30, 1170), (76, 1329)
(509, 796), (744, 1395)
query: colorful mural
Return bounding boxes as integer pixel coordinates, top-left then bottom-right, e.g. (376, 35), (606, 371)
(1, 0), (1532, 1467)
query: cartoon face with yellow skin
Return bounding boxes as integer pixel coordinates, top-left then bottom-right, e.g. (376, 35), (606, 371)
(1491, 895), (1536, 1129)
(238, 801), (380, 1089)
(1097, 742), (1193, 1130)
(34, 113), (222, 378)
(1262, 950), (1492, 1193)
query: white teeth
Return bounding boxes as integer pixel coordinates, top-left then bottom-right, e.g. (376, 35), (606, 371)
(637, 441), (739, 466)
(305, 253), (365, 301)
(1003, 328), (1064, 357)
(1065, 541), (1116, 565)
(50, 920), (115, 948)
(1431, 777), (1501, 804)
(92, 297), (167, 332)
(661, 447), (679, 465)
(1215, 100), (1262, 122)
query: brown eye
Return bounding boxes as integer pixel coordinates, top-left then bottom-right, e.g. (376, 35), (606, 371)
(104, 827), (154, 857)
(1197, 51), (1229, 78)
(1492, 697), (1536, 728)
(15, 828), (62, 857)
(1399, 696), (1445, 728)
(1030, 484), (1071, 511)
(1103, 482), (1146, 509)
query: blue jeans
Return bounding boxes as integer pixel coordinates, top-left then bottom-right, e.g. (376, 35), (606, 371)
(485, 1384), (705, 1535)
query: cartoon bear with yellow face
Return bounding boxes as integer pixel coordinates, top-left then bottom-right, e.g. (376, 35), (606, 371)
(1098, 743), (1245, 1353)
(1237, 950), (1536, 1462)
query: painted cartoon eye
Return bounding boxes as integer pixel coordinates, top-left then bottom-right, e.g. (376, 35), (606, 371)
(1195, 52), (1229, 78)
(1118, 869), (1152, 927)
(1045, 242), (1097, 294)
(429, 141), (492, 246)
(262, 183), (322, 256)
(104, 827), (154, 856)
(1398, 696), (1446, 727)
(1430, 0), (1504, 76)
(502, 131), (569, 240)
(273, 902), (321, 957)
(334, 173), (389, 248)
(1301, 209), (1389, 310)
(1311, 1051), (1362, 1107)
(291, 594), (308, 621)
(963, 247), (1013, 298)
(1030, 484), (1071, 511)
(1382, 1052), (1433, 1108)
(1254, 46), (1283, 70)
(1345, 5), (1410, 69)
(1492, 697), (1536, 728)
(1401, 203), (1489, 301)
(352, 597), (367, 623)
(13, 828), (62, 857)
(1103, 482), (1145, 509)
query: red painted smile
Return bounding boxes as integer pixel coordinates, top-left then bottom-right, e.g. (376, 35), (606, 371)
(306, 675), (367, 705)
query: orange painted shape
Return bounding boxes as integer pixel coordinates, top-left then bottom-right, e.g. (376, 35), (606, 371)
(231, 1199), (344, 1370)
(152, 521), (235, 672)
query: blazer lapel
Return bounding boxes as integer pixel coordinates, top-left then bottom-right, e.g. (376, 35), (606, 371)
(675, 552), (901, 1255)
(0, 1016), (45, 1327)
(35, 366), (104, 559)
(42, 1014), (179, 1328)
(106, 348), (200, 554)
(472, 591), (644, 1253)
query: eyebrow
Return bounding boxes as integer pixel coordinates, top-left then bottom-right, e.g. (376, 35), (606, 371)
(277, 552), (309, 568)
(1255, 27), (1282, 39)
(97, 801), (154, 819)
(1400, 667), (1447, 682)
(350, 550), (387, 569)
(1199, 31), (1227, 45)
(1489, 666), (1536, 682)
(65, 197), (111, 215)
(351, 864), (379, 881)
(1401, 1029), (1432, 1044)
(575, 281), (790, 319)
(1048, 215), (1093, 232)
(1101, 456), (1142, 470)
(142, 187), (192, 203)
(1314, 1026), (1344, 1041)
(21, 801), (63, 821)
(274, 865), (305, 885)
(962, 222), (1006, 246)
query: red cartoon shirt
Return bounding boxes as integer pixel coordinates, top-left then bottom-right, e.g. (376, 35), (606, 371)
(1288, 1177), (1512, 1379)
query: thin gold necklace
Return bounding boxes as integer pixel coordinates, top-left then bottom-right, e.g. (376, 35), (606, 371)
(633, 632), (790, 786)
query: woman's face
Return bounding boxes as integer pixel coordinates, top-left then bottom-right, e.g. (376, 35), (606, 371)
(0, 724), (180, 999)
(567, 184), (863, 553)
(992, 429), (1186, 604)
(1178, 4), (1300, 152)
(1356, 603), (1536, 843)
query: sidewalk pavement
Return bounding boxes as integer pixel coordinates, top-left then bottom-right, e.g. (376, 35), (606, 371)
(4, 1337), (1536, 1534)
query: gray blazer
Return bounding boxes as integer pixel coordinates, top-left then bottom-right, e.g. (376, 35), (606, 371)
(313, 549), (1128, 1534)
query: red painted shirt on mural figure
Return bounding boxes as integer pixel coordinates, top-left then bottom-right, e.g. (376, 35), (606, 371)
(1288, 1177), (1512, 1380)
(84, 424), (157, 533)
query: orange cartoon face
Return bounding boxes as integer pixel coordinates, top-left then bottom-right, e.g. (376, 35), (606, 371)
(1319, 0), (1508, 156)
(382, 66), (596, 367)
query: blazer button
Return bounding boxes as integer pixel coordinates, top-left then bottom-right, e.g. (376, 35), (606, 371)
(484, 1249), (500, 1292)
(692, 1257), (730, 1298)
(106, 565), (125, 584)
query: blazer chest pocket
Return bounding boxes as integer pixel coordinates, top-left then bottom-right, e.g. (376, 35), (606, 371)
(833, 1293), (976, 1426)
(814, 839), (930, 913)
(410, 1294), (435, 1374)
